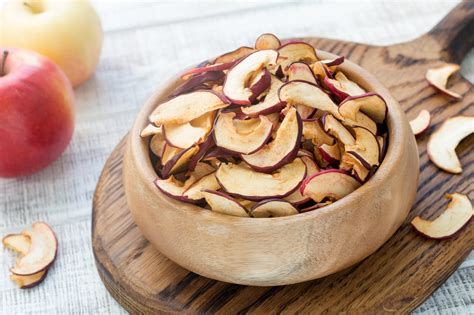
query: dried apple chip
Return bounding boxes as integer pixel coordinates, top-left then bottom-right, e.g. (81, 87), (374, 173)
(426, 64), (462, 99)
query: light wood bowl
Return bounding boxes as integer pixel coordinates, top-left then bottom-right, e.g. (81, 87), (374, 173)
(123, 51), (419, 286)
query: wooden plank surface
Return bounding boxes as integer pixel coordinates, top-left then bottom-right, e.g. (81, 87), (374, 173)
(1, 0), (472, 313)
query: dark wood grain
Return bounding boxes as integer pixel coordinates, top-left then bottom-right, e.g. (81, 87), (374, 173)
(92, 2), (473, 313)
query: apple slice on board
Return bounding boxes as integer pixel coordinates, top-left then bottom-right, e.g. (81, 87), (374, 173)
(411, 193), (473, 239)
(10, 222), (57, 276)
(201, 190), (249, 217)
(214, 46), (255, 64)
(242, 107), (302, 173)
(2, 234), (31, 255)
(255, 33), (281, 50)
(250, 199), (299, 218)
(425, 63), (462, 99)
(301, 169), (361, 203)
(161, 145), (199, 178)
(323, 114), (355, 146)
(427, 116), (474, 174)
(223, 50), (278, 105)
(214, 111), (273, 154)
(284, 156), (320, 205)
(163, 111), (214, 149)
(150, 91), (228, 125)
(279, 80), (342, 119)
(241, 75), (286, 117)
(287, 62), (317, 84)
(216, 158), (306, 200)
(338, 92), (387, 123)
(409, 109), (431, 136)
(277, 41), (318, 72)
(345, 127), (380, 169)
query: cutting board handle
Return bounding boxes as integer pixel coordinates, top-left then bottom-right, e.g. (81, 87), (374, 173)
(426, 0), (474, 63)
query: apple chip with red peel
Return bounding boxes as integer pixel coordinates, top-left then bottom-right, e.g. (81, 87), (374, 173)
(223, 50), (278, 105)
(319, 143), (341, 165)
(150, 131), (166, 159)
(150, 91), (228, 125)
(412, 193), (473, 239)
(171, 71), (225, 98)
(324, 71), (366, 101)
(340, 153), (370, 182)
(341, 112), (377, 135)
(377, 134), (388, 163)
(323, 114), (355, 146)
(338, 93), (387, 124)
(426, 63), (462, 99)
(255, 33), (281, 50)
(214, 46), (255, 64)
(310, 61), (331, 79)
(214, 111), (273, 154)
(279, 80), (342, 119)
(300, 201), (333, 212)
(10, 269), (48, 289)
(181, 60), (238, 80)
(161, 145), (199, 178)
(287, 62), (317, 84)
(302, 119), (335, 146)
(183, 172), (220, 201)
(161, 144), (182, 165)
(216, 158), (306, 201)
(250, 199), (299, 218)
(284, 156), (319, 205)
(249, 68), (271, 103)
(345, 127), (380, 169)
(163, 111), (214, 149)
(10, 222), (57, 276)
(242, 107), (302, 173)
(427, 116), (474, 174)
(140, 124), (161, 138)
(155, 175), (199, 202)
(409, 109), (431, 136)
(277, 41), (318, 71)
(202, 190), (249, 217)
(2, 234), (31, 255)
(301, 169), (361, 203)
(321, 56), (345, 68)
(188, 136), (216, 171)
(241, 75), (286, 117)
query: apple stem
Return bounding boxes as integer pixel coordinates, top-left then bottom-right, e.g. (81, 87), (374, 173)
(1, 51), (8, 77)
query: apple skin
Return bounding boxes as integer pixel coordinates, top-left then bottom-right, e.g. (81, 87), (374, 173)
(0, 48), (75, 178)
(0, 0), (103, 87)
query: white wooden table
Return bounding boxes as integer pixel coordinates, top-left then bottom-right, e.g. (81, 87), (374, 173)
(1, 1), (473, 313)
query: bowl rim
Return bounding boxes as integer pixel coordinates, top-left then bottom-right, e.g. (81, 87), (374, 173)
(129, 50), (408, 224)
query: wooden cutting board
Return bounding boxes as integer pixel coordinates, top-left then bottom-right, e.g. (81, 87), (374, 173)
(92, 2), (473, 313)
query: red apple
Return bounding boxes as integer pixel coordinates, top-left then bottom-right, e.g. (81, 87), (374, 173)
(0, 48), (75, 178)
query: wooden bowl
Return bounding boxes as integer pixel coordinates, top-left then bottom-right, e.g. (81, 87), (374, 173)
(123, 51), (419, 286)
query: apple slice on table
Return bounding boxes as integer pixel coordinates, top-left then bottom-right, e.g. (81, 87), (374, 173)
(340, 152), (370, 182)
(302, 119), (335, 146)
(338, 93), (387, 123)
(425, 63), (462, 99)
(216, 158), (306, 200)
(427, 116), (474, 174)
(341, 112), (377, 135)
(301, 169), (361, 203)
(163, 111), (214, 149)
(171, 71), (225, 97)
(323, 114), (355, 146)
(255, 33), (281, 50)
(242, 107), (302, 173)
(345, 127), (380, 169)
(182, 172), (220, 202)
(249, 68), (271, 103)
(10, 222), (57, 276)
(287, 62), (317, 84)
(277, 41), (318, 72)
(10, 269), (48, 289)
(412, 193), (473, 239)
(284, 156), (320, 205)
(202, 190), (249, 217)
(250, 199), (299, 218)
(2, 234), (31, 255)
(409, 109), (431, 136)
(150, 91), (229, 125)
(223, 50), (278, 105)
(318, 143), (341, 165)
(241, 75), (286, 117)
(214, 46), (255, 64)
(214, 111), (273, 154)
(161, 145), (199, 178)
(279, 80), (342, 119)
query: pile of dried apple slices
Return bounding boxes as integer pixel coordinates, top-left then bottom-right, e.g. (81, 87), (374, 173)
(2, 222), (57, 288)
(141, 33), (390, 218)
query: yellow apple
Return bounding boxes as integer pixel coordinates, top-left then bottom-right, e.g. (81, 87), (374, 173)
(0, 0), (103, 87)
